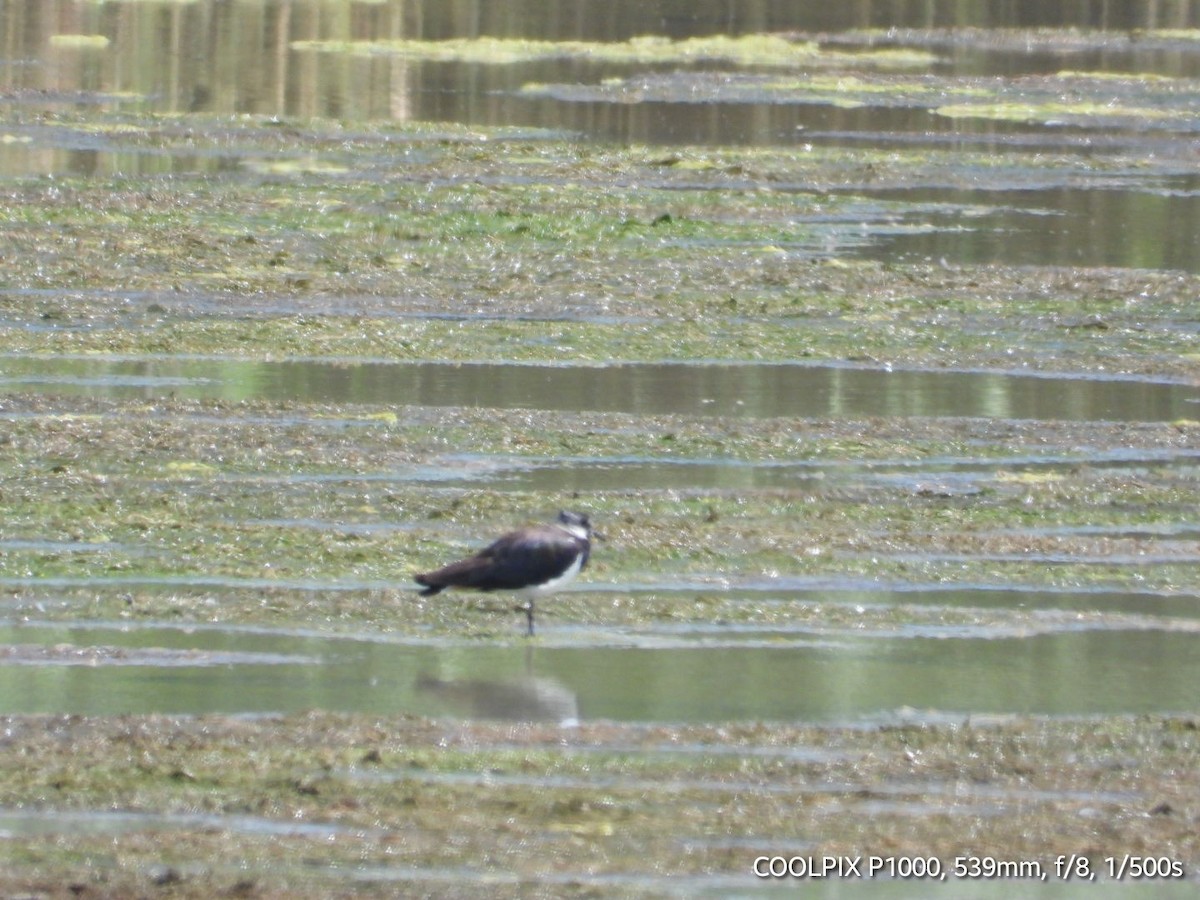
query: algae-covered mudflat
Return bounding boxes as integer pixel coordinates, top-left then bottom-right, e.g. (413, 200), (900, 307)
(2, 2), (1200, 895)
(0, 712), (1196, 897)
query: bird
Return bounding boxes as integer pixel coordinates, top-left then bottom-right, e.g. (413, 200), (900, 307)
(414, 510), (592, 636)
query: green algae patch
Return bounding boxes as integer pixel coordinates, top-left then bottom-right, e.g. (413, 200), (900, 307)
(936, 100), (1188, 126)
(823, 24), (1200, 54)
(290, 33), (936, 69)
(48, 34), (111, 49)
(523, 71), (992, 108)
(291, 33), (823, 65)
(240, 157), (353, 176)
(1147, 28), (1200, 41)
(525, 67), (1200, 131)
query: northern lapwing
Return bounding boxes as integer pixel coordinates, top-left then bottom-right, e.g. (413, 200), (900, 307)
(415, 510), (592, 635)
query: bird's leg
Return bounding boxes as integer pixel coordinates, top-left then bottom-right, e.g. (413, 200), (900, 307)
(511, 598), (536, 636)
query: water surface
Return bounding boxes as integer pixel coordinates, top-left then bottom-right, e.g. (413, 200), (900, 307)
(3, 613), (1197, 724)
(2, 356), (1194, 422)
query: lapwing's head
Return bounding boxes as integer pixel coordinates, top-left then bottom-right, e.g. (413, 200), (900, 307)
(555, 510), (591, 541)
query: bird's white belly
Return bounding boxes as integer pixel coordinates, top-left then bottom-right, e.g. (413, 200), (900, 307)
(520, 553), (584, 599)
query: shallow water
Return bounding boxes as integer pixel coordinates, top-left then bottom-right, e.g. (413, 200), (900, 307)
(2, 610), (1197, 724)
(2, 356), (1195, 421)
(864, 183), (1200, 276)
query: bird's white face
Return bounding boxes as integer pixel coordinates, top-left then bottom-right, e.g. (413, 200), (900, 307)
(555, 512), (591, 542)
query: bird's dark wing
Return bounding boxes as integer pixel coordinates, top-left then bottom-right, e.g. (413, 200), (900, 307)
(477, 526), (587, 590)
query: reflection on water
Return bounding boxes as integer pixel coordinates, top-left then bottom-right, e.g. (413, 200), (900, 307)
(422, 446), (1200, 493)
(870, 184), (1200, 275)
(1, 356), (1195, 421)
(4, 2), (1200, 272)
(416, 672), (579, 725)
(1, 619), (1198, 724)
(4, 0), (1197, 127)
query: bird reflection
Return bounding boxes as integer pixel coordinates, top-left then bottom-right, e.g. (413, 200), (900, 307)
(415, 672), (579, 727)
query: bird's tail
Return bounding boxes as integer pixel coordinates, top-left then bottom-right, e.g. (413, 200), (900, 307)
(414, 576), (445, 597)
